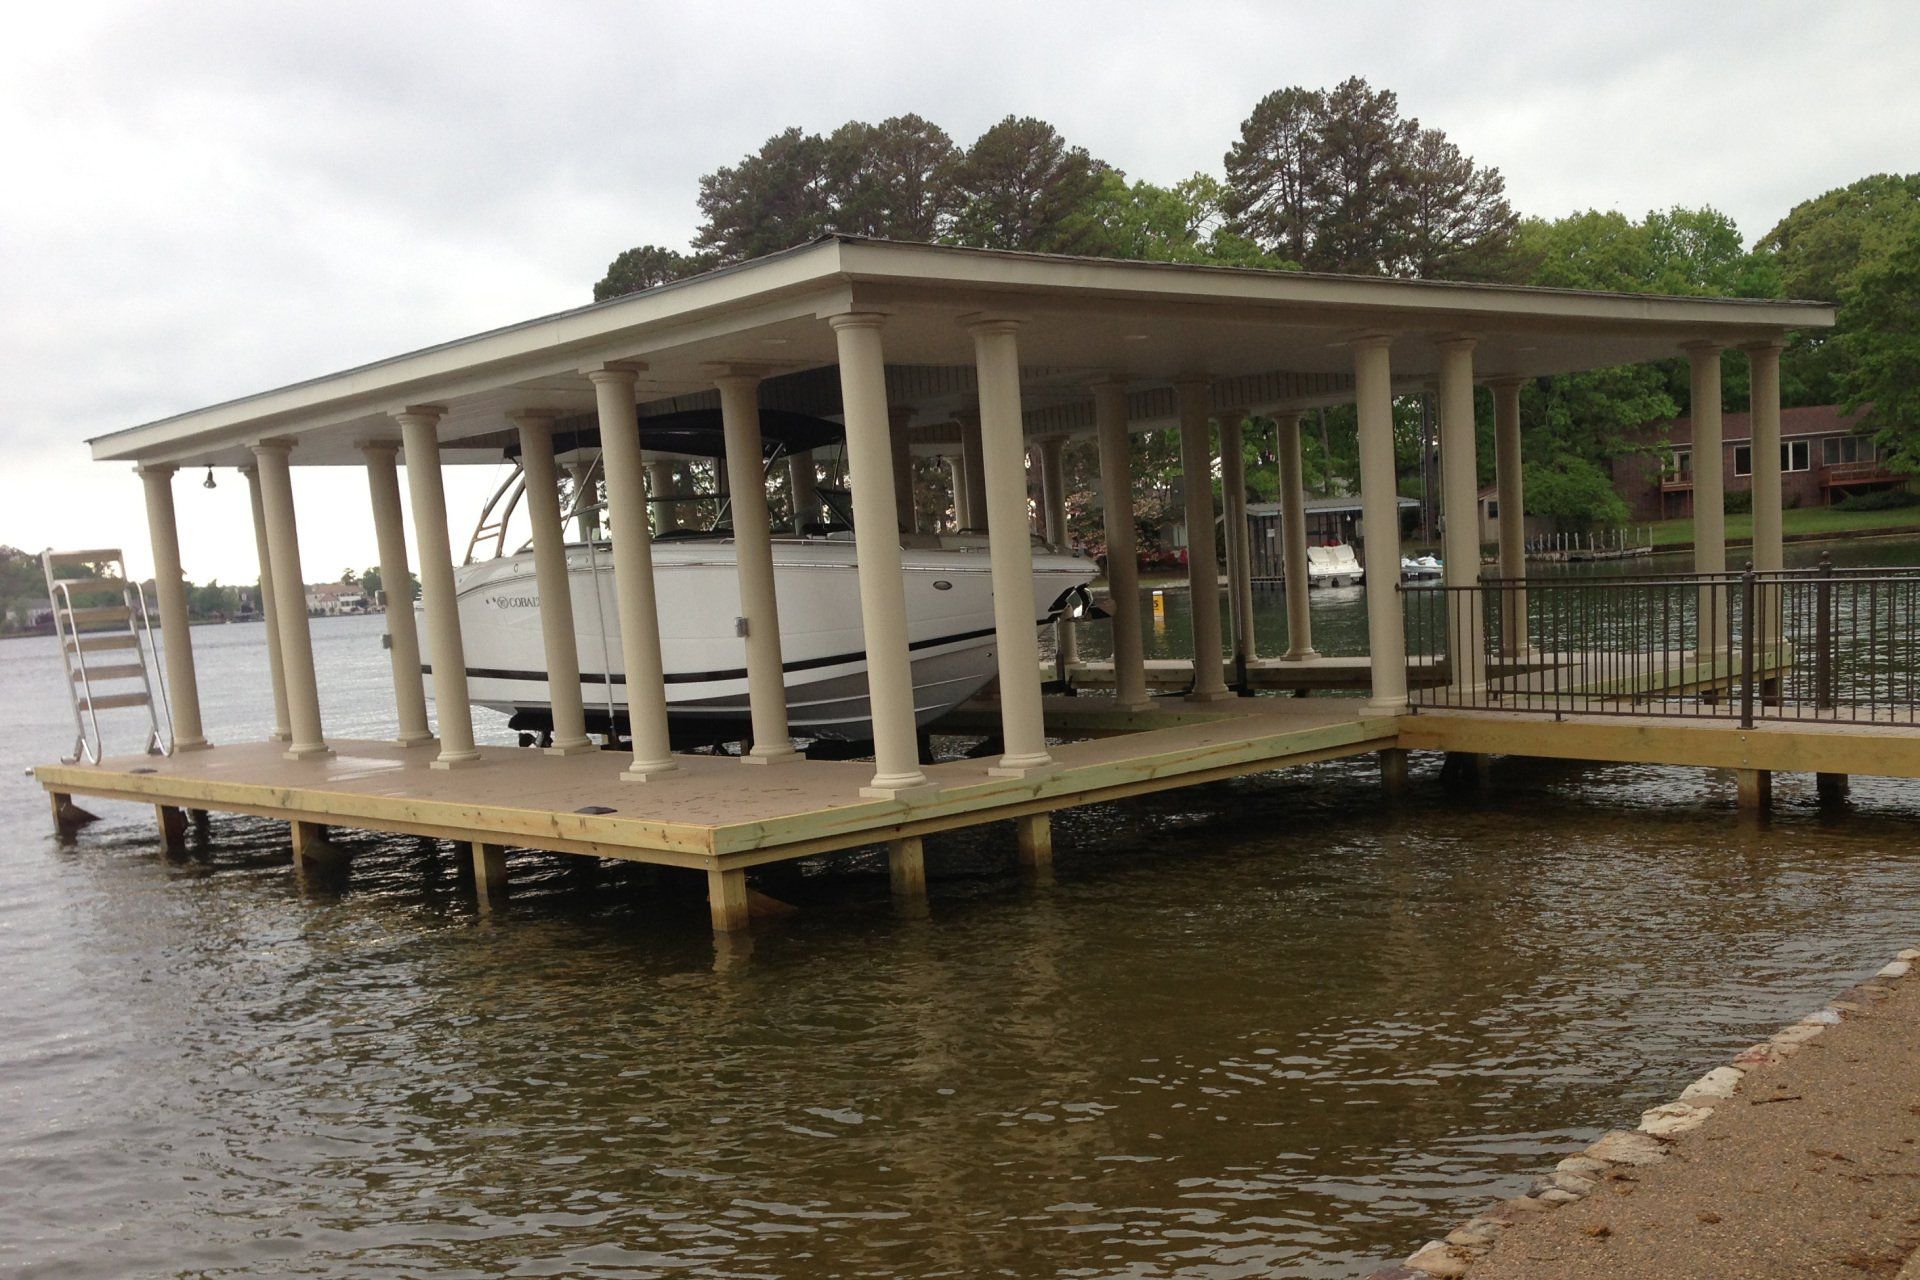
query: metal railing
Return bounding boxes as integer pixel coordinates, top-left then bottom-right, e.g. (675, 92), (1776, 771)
(1403, 557), (1920, 727)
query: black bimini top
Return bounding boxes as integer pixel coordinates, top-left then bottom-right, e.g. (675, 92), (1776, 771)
(513, 408), (845, 462)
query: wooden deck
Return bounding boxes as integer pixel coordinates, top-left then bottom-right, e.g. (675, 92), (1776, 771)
(36, 697), (1399, 873)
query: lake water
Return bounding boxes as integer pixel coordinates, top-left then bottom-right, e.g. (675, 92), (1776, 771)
(4, 538), (1920, 1278)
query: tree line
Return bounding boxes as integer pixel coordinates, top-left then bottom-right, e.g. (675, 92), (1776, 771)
(594, 79), (1917, 531)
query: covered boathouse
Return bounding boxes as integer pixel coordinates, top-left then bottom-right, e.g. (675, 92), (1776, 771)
(48, 235), (1911, 934)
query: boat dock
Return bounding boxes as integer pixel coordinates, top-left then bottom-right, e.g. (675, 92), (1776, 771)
(43, 236), (1920, 937)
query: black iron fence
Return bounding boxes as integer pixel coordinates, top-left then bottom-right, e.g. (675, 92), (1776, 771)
(1402, 558), (1920, 726)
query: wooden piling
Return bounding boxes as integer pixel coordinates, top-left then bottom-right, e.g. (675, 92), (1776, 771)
(289, 820), (346, 873)
(888, 836), (927, 903)
(1016, 813), (1053, 881)
(1816, 772), (1851, 804)
(1736, 768), (1773, 813)
(155, 804), (188, 856)
(49, 791), (98, 840)
(471, 841), (508, 906)
(708, 867), (751, 933)
(1379, 748), (1409, 799)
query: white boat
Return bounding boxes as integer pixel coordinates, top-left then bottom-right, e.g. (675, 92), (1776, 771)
(448, 410), (1097, 746)
(1399, 554), (1444, 581)
(1305, 543), (1364, 588)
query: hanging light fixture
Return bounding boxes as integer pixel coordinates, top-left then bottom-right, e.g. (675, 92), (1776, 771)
(203, 467), (217, 490)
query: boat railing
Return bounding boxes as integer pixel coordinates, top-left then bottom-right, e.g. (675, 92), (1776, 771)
(1402, 555), (1920, 727)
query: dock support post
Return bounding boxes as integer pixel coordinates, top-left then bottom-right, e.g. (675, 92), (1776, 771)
(49, 791), (97, 840)
(958, 407), (989, 530)
(1439, 751), (1487, 794)
(1817, 772), (1850, 804)
(397, 407), (482, 769)
(1276, 412), (1318, 662)
(1379, 748), (1409, 799)
(888, 836), (927, 903)
(830, 315), (933, 798)
(1736, 768), (1773, 813)
(1015, 813), (1053, 881)
(1093, 380), (1151, 711)
(970, 318), (1055, 777)
(154, 804), (188, 855)
(1438, 337), (1484, 691)
(241, 465), (293, 742)
(511, 413), (595, 755)
(587, 363), (680, 782)
(1491, 379), (1528, 658)
(137, 463), (210, 750)
(1353, 335), (1409, 714)
(716, 374), (799, 764)
(289, 820), (341, 872)
(707, 867), (751, 933)
(1685, 343), (1730, 664)
(470, 841), (508, 906)
(1176, 379), (1232, 701)
(360, 440), (436, 748)
(1038, 433), (1077, 668)
(251, 439), (332, 760)
(1218, 409), (1256, 680)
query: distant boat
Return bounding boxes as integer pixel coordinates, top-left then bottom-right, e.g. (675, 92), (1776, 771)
(1306, 543), (1364, 588)
(1400, 554), (1443, 582)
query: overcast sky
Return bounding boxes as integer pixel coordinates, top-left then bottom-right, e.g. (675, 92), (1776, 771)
(3, 0), (1915, 582)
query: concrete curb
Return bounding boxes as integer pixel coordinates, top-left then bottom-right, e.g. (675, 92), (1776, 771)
(1366, 944), (1920, 1280)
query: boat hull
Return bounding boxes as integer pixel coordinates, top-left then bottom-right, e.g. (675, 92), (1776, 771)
(449, 539), (1093, 743)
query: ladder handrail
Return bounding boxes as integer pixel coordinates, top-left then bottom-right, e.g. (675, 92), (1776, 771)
(42, 549), (172, 763)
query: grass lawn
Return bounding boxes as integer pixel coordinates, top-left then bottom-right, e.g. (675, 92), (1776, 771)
(1645, 503), (1920, 548)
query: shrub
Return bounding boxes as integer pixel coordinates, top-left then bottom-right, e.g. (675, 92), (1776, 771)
(1833, 486), (1920, 513)
(1724, 490), (1754, 514)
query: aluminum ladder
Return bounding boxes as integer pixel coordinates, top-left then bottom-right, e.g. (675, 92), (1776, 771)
(42, 548), (172, 763)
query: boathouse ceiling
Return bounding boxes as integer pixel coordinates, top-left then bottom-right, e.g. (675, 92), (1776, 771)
(90, 236), (1835, 469)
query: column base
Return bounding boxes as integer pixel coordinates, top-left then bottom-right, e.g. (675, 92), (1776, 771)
(1185, 688), (1237, 703)
(173, 737), (213, 752)
(269, 729), (293, 743)
(622, 759), (682, 782)
(283, 743), (334, 762)
(1279, 648), (1320, 662)
(742, 745), (801, 766)
(397, 732), (439, 748)
(988, 753), (1055, 779)
(1363, 698), (1410, 717)
(860, 773), (940, 801)
(430, 752), (484, 771)
(544, 738), (596, 757)
(1112, 697), (1155, 714)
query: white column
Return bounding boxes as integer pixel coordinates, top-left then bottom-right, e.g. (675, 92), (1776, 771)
(970, 318), (1053, 776)
(1176, 379), (1231, 700)
(1745, 340), (1785, 573)
(716, 373), (797, 764)
(569, 458), (599, 543)
(1217, 409), (1256, 668)
(588, 365), (678, 780)
(1491, 378), (1527, 658)
(511, 413), (594, 755)
(789, 449), (819, 529)
(890, 406), (917, 534)
(395, 407), (480, 769)
(829, 314), (933, 797)
(360, 441), (434, 746)
(250, 439), (330, 759)
(1685, 343), (1729, 657)
(1038, 433), (1076, 666)
(1094, 381), (1150, 709)
(1437, 337), (1483, 689)
(647, 460), (677, 534)
(1276, 412), (1317, 660)
(958, 408), (989, 530)
(136, 464), (209, 749)
(1353, 335), (1408, 713)
(241, 464), (292, 740)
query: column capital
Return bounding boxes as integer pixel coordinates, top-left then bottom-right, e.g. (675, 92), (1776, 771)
(391, 404), (446, 429)
(1740, 336), (1789, 355)
(1216, 406), (1249, 426)
(1485, 374), (1527, 390)
(134, 461), (177, 479)
(1344, 330), (1396, 351)
(960, 314), (1022, 337)
(355, 437), (401, 457)
(826, 311), (888, 333)
(705, 363), (774, 386)
(1433, 333), (1480, 352)
(1678, 338), (1726, 355)
(581, 360), (647, 383)
(250, 436), (297, 457)
(506, 408), (556, 432)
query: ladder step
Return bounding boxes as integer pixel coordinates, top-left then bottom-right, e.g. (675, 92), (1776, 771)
(73, 664), (147, 681)
(51, 576), (129, 594)
(78, 692), (151, 711)
(66, 634), (137, 653)
(65, 605), (132, 624)
(46, 549), (125, 567)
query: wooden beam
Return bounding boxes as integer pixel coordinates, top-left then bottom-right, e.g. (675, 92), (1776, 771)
(155, 804), (188, 856)
(888, 836), (927, 903)
(708, 867), (751, 933)
(1379, 748), (1409, 799)
(1736, 768), (1773, 813)
(1016, 813), (1053, 882)
(471, 841), (508, 907)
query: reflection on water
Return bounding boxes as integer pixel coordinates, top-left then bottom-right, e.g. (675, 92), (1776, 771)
(2, 540), (1918, 1278)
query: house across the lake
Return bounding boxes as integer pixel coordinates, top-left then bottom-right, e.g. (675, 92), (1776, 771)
(1614, 404), (1908, 521)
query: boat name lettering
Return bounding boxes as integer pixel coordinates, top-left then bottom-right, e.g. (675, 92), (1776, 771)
(488, 594), (540, 609)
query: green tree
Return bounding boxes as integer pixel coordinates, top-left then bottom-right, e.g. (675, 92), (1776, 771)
(1066, 171), (1290, 267)
(594, 245), (709, 301)
(1397, 127), (1516, 280)
(947, 116), (1107, 253)
(692, 126), (837, 262)
(1523, 454), (1629, 531)
(825, 114), (961, 241)
(1839, 225), (1920, 468)
(1223, 86), (1323, 265)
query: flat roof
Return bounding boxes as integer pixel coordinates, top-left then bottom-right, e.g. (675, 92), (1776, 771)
(89, 236), (1835, 468)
